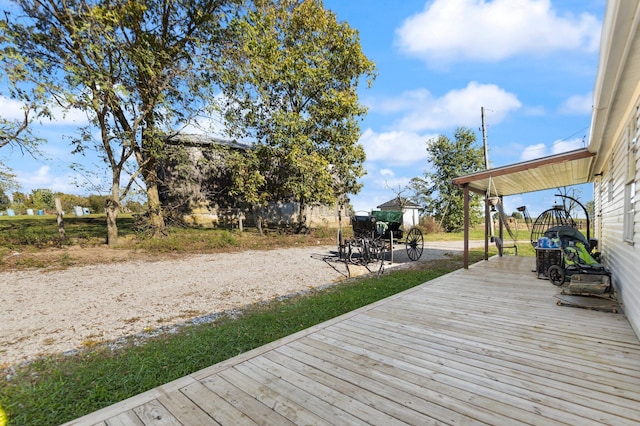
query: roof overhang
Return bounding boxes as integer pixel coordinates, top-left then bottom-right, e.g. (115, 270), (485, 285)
(452, 148), (596, 197)
(588, 0), (640, 175)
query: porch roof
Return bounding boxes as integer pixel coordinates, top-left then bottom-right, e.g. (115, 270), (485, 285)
(451, 148), (596, 197)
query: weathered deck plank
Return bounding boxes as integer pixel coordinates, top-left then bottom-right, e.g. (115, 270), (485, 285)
(65, 256), (640, 426)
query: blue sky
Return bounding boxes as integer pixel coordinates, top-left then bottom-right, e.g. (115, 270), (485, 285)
(2, 0), (605, 217)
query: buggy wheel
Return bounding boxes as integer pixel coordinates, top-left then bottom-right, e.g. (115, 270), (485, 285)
(548, 265), (565, 286)
(369, 239), (386, 275)
(406, 228), (424, 261)
(375, 241), (386, 275)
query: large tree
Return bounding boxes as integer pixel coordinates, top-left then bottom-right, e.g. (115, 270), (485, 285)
(410, 127), (484, 232)
(220, 0), (375, 231)
(1, 14), (50, 194)
(1, 0), (239, 244)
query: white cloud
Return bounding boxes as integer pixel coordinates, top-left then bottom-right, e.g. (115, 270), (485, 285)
(0, 96), (26, 120)
(522, 105), (546, 116)
(558, 92), (593, 115)
(551, 138), (586, 154)
(0, 95), (89, 126)
(380, 168), (395, 177)
(370, 82), (521, 132)
(372, 174), (412, 193)
(48, 106), (89, 126)
(16, 165), (79, 193)
(359, 128), (432, 166)
(520, 137), (585, 161)
(396, 0), (600, 65)
(520, 143), (547, 161)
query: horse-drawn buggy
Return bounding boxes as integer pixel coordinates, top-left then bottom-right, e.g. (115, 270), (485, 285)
(329, 210), (424, 277)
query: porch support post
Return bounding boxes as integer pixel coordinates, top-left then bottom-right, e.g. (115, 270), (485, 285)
(484, 195), (490, 261)
(463, 184), (470, 269)
(498, 195), (504, 257)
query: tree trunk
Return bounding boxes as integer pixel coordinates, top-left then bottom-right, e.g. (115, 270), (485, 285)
(55, 197), (65, 247)
(143, 158), (166, 237)
(105, 196), (120, 247)
(297, 198), (308, 234)
(253, 204), (264, 236)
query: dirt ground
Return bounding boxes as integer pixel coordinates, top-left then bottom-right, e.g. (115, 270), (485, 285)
(0, 241), (481, 369)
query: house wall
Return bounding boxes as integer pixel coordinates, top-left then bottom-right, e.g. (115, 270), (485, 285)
(402, 208), (420, 229)
(596, 92), (640, 336)
(251, 202), (347, 229)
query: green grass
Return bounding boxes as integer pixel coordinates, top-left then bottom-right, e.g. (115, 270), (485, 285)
(0, 214), (137, 248)
(427, 227), (487, 241)
(0, 251), (489, 426)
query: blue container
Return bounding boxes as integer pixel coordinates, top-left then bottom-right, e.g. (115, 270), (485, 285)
(538, 237), (549, 248)
(37, 210), (44, 215)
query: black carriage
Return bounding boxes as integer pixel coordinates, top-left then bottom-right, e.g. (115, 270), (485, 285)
(336, 210), (424, 275)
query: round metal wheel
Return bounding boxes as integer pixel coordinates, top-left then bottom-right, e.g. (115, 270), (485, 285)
(548, 265), (565, 286)
(405, 227), (424, 261)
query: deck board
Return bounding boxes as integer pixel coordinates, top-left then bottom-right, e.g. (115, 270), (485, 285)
(64, 256), (640, 425)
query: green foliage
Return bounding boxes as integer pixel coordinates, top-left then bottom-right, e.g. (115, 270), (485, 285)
(87, 195), (107, 214)
(29, 188), (54, 210)
(54, 193), (91, 214)
(0, 188), (9, 211)
(0, 16), (49, 154)
(0, 167), (19, 199)
(2, 0), (243, 242)
(221, 0), (375, 215)
(585, 200), (594, 220)
(411, 127), (484, 232)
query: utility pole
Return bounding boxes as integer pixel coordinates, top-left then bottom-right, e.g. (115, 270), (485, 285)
(481, 106), (494, 255)
(481, 106), (489, 169)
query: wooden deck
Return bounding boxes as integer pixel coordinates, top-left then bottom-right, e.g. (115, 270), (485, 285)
(66, 256), (640, 425)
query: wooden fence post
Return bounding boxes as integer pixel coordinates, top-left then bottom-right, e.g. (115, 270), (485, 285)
(55, 197), (65, 244)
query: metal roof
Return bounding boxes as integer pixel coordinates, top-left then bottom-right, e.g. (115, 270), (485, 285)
(377, 197), (421, 209)
(451, 148), (596, 197)
(165, 133), (250, 150)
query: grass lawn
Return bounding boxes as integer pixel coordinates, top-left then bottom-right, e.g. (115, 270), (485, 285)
(0, 215), (520, 425)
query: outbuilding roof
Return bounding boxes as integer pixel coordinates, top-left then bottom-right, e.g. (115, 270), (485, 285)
(377, 197), (421, 209)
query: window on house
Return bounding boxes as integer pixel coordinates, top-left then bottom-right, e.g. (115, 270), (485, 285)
(608, 179), (614, 203)
(623, 108), (638, 244)
(624, 182), (635, 244)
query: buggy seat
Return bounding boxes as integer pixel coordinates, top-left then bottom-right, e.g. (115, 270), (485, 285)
(370, 210), (403, 240)
(351, 215), (376, 239)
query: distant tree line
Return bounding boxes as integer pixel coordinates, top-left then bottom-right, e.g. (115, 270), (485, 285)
(0, 188), (145, 216)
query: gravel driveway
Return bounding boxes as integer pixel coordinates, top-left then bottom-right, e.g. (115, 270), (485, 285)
(0, 241), (483, 368)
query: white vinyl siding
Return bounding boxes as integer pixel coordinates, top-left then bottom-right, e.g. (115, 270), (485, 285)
(599, 94), (640, 337)
(624, 108), (638, 243)
(594, 176), (603, 244)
